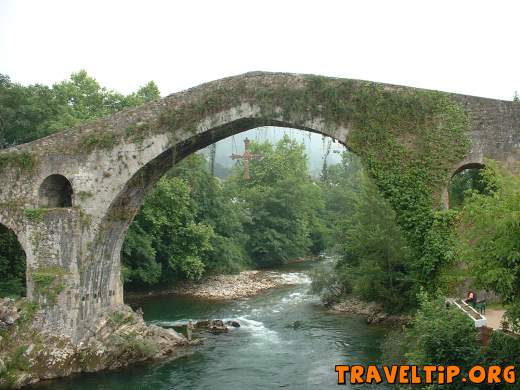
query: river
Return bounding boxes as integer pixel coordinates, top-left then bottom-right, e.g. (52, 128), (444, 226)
(31, 262), (390, 389)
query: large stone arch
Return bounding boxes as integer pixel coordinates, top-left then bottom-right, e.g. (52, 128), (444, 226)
(0, 72), (518, 341)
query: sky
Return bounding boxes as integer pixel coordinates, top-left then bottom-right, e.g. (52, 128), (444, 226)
(0, 0), (519, 100)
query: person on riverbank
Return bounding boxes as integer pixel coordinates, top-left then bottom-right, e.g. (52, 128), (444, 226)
(465, 291), (477, 306)
(186, 320), (195, 341)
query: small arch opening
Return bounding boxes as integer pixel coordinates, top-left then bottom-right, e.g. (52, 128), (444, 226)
(39, 174), (73, 207)
(0, 223), (26, 298)
(448, 163), (486, 208)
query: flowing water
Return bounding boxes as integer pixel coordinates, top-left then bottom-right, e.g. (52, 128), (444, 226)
(31, 262), (389, 389)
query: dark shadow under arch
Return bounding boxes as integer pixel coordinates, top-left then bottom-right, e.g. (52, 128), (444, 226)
(39, 174), (73, 207)
(0, 223), (26, 297)
(448, 163), (486, 209)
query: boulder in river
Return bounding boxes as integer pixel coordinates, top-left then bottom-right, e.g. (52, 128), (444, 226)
(194, 320), (211, 329)
(226, 320), (240, 328)
(194, 319), (240, 333)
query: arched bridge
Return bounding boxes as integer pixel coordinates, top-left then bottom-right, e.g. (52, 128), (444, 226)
(0, 72), (519, 341)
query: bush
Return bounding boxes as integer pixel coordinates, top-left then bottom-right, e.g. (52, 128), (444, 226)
(484, 331), (520, 366)
(405, 293), (479, 368)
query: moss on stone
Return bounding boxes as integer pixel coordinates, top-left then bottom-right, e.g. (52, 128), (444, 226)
(77, 191), (93, 202)
(23, 208), (50, 222)
(31, 266), (68, 305)
(80, 132), (117, 153)
(0, 151), (36, 174)
(107, 311), (135, 328)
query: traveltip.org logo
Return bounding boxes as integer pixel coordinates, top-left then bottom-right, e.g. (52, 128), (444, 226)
(335, 365), (516, 385)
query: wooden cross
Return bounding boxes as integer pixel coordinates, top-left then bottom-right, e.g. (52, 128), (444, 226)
(230, 137), (263, 180)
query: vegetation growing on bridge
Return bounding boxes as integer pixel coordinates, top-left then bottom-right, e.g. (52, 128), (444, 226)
(31, 266), (68, 305)
(23, 208), (50, 222)
(0, 151), (36, 174)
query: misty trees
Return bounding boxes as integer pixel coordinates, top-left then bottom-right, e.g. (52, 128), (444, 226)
(227, 136), (326, 267)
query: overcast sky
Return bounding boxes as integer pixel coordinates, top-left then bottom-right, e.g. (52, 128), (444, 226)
(1, 0), (519, 100)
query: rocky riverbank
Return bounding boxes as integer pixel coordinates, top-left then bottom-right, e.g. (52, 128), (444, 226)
(328, 297), (410, 325)
(128, 270), (305, 301)
(0, 298), (196, 389)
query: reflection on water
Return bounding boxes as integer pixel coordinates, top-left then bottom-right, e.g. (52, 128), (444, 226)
(30, 262), (390, 389)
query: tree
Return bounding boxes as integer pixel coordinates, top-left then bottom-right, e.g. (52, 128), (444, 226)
(122, 154), (251, 288)
(169, 154), (250, 274)
(448, 168), (487, 208)
(122, 175), (214, 287)
(407, 294), (479, 366)
(0, 74), (58, 147)
(337, 173), (415, 312)
(0, 71), (160, 148)
(313, 151), (415, 312)
(458, 161), (520, 327)
(227, 136), (325, 267)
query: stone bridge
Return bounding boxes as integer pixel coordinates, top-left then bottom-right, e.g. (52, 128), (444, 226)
(0, 72), (519, 342)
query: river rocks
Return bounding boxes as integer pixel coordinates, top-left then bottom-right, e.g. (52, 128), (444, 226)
(0, 298), (19, 329)
(169, 271), (294, 300)
(194, 320), (211, 329)
(194, 319), (240, 334)
(0, 301), (194, 389)
(329, 297), (410, 325)
(226, 320), (240, 328)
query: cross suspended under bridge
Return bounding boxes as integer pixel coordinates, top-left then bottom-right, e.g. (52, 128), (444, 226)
(230, 137), (263, 180)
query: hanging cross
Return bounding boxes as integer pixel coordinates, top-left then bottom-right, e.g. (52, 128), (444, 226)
(230, 137), (263, 180)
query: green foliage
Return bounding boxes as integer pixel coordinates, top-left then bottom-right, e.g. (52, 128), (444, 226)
(458, 161), (520, 324)
(107, 311), (135, 328)
(169, 154), (250, 274)
(0, 151), (35, 173)
(405, 293), (479, 367)
(503, 302), (520, 334)
(112, 332), (158, 359)
(23, 208), (49, 222)
(31, 266), (67, 304)
(0, 225), (26, 298)
(310, 261), (352, 305)
(415, 209), (460, 291)
(448, 167), (487, 208)
(122, 139), (327, 287)
(122, 161), (217, 286)
(0, 345), (30, 388)
(80, 132), (117, 152)
(337, 165), (415, 312)
(127, 337), (158, 358)
(0, 71), (160, 148)
(157, 75), (469, 296)
(484, 331), (520, 367)
(156, 76), (469, 255)
(314, 152), (415, 312)
(226, 136), (325, 267)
